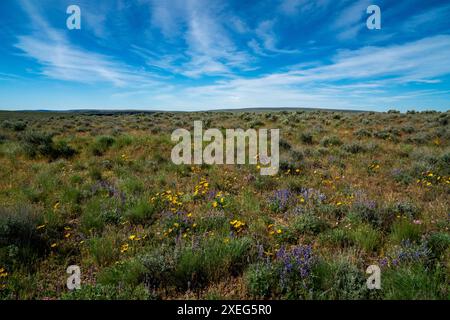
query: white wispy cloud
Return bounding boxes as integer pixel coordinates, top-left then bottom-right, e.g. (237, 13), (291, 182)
(253, 20), (301, 54)
(146, 0), (253, 78)
(331, 0), (373, 40)
(141, 35), (450, 110)
(14, 0), (158, 87)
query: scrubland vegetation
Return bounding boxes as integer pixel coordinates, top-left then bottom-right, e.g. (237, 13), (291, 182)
(0, 109), (449, 300)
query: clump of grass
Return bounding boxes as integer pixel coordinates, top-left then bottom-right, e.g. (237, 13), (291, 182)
(382, 263), (447, 299)
(0, 206), (48, 268)
(124, 200), (159, 225)
(174, 236), (253, 290)
(245, 262), (278, 298)
(390, 219), (422, 244)
(320, 135), (342, 147)
(91, 135), (116, 156)
(319, 228), (353, 248)
(87, 234), (120, 267)
(311, 256), (369, 300)
(349, 224), (381, 252)
(97, 258), (146, 287)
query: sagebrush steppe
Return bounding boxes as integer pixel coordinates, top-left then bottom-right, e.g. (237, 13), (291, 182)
(0, 109), (448, 300)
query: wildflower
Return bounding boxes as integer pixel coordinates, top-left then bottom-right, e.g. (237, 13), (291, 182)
(187, 213), (192, 218)
(277, 245), (314, 289)
(50, 243), (58, 248)
(173, 223), (179, 228)
(277, 229), (282, 234)
(413, 220), (422, 225)
(212, 201), (218, 208)
(0, 269), (7, 278)
(230, 219), (246, 232)
(64, 233), (71, 238)
(64, 226), (71, 231)
(129, 235), (137, 241)
(36, 224), (46, 230)
(120, 243), (129, 253)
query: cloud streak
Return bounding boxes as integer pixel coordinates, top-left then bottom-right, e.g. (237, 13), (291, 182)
(14, 0), (159, 87)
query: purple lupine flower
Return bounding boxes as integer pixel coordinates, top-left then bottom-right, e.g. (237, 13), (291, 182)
(269, 189), (294, 212)
(276, 245), (314, 289)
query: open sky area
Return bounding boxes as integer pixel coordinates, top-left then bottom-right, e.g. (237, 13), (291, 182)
(0, 0), (449, 111)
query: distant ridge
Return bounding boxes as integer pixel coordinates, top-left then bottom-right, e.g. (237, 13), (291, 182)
(1, 107), (370, 114)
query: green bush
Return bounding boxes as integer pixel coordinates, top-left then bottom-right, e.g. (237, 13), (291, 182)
(427, 232), (450, 259)
(20, 131), (76, 159)
(343, 143), (366, 154)
(300, 132), (314, 144)
(141, 247), (178, 291)
(290, 212), (327, 236)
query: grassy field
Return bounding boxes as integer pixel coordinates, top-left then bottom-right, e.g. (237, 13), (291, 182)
(0, 109), (449, 300)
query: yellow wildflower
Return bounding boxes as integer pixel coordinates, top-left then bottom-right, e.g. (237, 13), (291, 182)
(120, 243), (129, 253)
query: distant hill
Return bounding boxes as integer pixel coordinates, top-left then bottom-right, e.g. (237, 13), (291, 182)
(0, 107), (370, 115)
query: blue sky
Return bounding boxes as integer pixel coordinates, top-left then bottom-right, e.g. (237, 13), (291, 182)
(0, 0), (449, 111)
